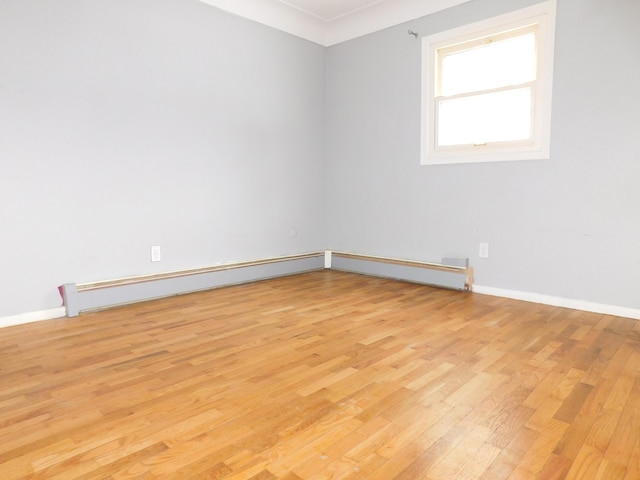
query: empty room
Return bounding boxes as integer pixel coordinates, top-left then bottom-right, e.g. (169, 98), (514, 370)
(1, 0), (639, 478)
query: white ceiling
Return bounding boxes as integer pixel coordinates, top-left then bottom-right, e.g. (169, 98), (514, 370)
(198, 0), (472, 46)
(281, 0), (388, 21)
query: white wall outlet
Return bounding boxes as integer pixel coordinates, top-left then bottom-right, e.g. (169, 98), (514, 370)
(151, 245), (161, 262)
(478, 242), (489, 259)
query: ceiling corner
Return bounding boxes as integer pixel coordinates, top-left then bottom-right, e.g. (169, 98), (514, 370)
(198, 0), (474, 46)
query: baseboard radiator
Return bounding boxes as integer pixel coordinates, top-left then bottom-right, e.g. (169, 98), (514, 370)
(58, 251), (473, 318)
(330, 251), (473, 292)
(59, 252), (325, 317)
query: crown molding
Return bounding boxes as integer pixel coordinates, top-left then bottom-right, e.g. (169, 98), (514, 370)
(198, 0), (472, 46)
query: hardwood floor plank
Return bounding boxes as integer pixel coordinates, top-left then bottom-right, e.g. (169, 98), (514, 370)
(0, 271), (638, 479)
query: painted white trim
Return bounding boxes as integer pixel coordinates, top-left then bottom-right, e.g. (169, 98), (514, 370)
(5, 280), (638, 330)
(0, 307), (66, 329)
(324, 250), (332, 268)
(473, 285), (640, 320)
(325, 0), (472, 45)
(199, 0), (328, 45)
(421, 0), (556, 165)
(198, 0), (472, 46)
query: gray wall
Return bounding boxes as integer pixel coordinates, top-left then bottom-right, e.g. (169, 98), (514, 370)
(0, 0), (327, 316)
(326, 0), (640, 309)
(3, 0), (639, 317)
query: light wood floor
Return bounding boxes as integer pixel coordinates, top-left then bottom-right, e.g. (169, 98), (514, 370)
(1, 271), (639, 479)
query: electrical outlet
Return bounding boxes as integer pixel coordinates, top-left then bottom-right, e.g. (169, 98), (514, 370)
(151, 245), (161, 262)
(478, 242), (489, 259)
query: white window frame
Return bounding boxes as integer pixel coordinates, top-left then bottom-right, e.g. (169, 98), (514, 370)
(421, 0), (556, 165)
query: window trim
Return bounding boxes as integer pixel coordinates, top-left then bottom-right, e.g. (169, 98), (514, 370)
(421, 0), (557, 165)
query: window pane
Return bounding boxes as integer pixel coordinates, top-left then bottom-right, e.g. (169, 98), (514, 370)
(440, 32), (536, 96)
(437, 87), (532, 146)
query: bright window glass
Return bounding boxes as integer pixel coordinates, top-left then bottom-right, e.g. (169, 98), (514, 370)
(437, 87), (533, 146)
(436, 27), (537, 148)
(420, 1), (556, 165)
(439, 31), (536, 97)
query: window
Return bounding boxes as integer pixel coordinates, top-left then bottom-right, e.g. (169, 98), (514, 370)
(421, 1), (556, 165)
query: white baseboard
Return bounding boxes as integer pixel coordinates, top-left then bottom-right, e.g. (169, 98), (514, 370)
(0, 307), (66, 329)
(5, 275), (637, 330)
(473, 285), (640, 320)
